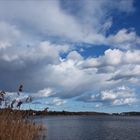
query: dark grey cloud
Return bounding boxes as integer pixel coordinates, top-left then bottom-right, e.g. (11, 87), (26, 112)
(108, 74), (139, 81)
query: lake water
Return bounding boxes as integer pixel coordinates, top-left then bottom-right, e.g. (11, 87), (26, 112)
(36, 115), (140, 140)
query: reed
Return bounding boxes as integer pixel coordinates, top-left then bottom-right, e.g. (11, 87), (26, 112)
(0, 109), (45, 140)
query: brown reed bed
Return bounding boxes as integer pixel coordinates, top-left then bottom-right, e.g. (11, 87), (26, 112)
(0, 109), (46, 140)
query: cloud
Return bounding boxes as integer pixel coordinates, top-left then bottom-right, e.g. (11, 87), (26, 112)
(80, 49), (140, 71)
(0, 29), (140, 101)
(79, 49), (140, 84)
(78, 86), (138, 106)
(1, 42), (140, 100)
(108, 65), (140, 81)
(107, 28), (140, 49)
(116, 0), (135, 13)
(0, 40), (71, 91)
(0, 0), (139, 111)
(44, 57), (112, 98)
(0, 21), (21, 49)
(52, 97), (67, 106)
(67, 51), (83, 61)
(0, 0), (86, 42)
(0, 1), (138, 53)
(0, 0), (135, 44)
(0, 41), (70, 64)
(36, 88), (55, 98)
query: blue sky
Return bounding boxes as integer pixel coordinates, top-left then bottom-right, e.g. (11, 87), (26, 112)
(0, 0), (140, 113)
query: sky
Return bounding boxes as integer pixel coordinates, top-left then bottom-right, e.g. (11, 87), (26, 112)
(0, 0), (140, 113)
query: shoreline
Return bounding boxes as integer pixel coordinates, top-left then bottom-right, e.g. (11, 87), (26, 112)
(1, 108), (140, 116)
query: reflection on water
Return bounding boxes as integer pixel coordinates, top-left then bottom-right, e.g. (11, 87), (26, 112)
(36, 115), (140, 140)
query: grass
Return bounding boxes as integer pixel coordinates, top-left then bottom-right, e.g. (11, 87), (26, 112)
(0, 109), (45, 140)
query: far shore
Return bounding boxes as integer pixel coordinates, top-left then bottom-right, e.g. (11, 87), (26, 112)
(1, 108), (140, 116)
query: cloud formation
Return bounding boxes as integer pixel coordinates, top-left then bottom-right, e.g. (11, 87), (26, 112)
(78, 86), (138, 106)
(108, 29), (140, 49)
(0, 0), (136, 44)
(0, 0), (139, 111)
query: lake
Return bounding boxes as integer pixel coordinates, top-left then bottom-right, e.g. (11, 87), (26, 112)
(36, 115), (140, 140)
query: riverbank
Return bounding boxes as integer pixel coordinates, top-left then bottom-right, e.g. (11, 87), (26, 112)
(0, 109), (45, 140)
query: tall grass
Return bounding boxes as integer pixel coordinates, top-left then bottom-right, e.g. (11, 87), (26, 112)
(0, 109), (45, 140)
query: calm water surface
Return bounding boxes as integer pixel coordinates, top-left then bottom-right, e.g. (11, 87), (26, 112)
(36, 115), (140, 140)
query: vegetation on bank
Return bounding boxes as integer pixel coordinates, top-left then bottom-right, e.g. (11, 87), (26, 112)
(0, 109), (45, 140)
(0, 108), (109, 116)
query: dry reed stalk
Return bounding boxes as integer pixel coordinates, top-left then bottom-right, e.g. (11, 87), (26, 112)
(0, 109), (45, 140)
